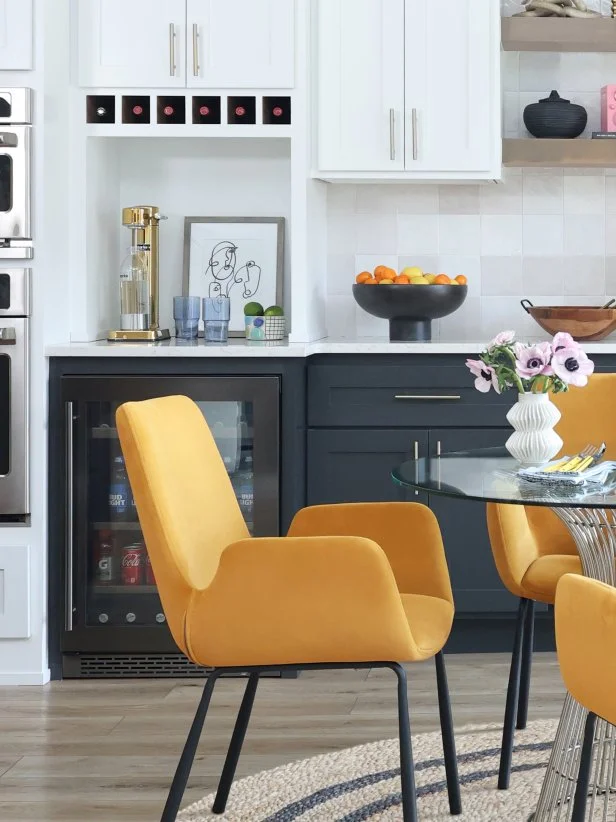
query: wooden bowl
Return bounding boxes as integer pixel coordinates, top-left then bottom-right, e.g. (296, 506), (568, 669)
(522, 301), (616, 341)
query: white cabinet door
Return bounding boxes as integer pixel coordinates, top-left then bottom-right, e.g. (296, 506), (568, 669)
(187, 0), (294, 88)
(78, 0), (186, 88)
(404, 0), (498, 172)
(317, 0), (405, 172)
(0, 0), (33, 70)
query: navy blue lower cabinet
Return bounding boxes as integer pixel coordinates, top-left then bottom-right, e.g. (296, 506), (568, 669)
(307, 429), (429, 505)
(428, 428), (519, 615)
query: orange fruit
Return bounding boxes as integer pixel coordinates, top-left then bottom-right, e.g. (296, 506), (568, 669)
(384, 266), (397, 279)
(373, 265), (389, 281)
(455, 274), (468, 285)
(394, 274), (410, 284)
(356, 271), (372, 284)
(365, 277), (377, 285)
(434, 274), (451, 285)
(379, 278), (394, 285)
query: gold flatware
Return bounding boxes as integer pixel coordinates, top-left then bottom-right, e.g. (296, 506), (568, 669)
(543, 444), (596, 474)
(576, 443), (606, 473)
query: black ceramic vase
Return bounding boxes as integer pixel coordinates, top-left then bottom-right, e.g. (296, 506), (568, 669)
(523, 90), (587, 139)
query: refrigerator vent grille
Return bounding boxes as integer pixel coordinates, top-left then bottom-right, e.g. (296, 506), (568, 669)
(77, 654), (212, 678)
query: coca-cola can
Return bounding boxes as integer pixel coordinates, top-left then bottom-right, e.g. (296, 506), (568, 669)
(145, 552), (156, 586)
(122, 543), (144, 586)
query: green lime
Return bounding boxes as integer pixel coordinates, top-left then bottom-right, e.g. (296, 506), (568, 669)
(264, 305), (284, 317)
(244, 301), (264, 317)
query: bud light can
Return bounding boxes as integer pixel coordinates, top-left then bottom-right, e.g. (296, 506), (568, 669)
(109, 455), (130, 521)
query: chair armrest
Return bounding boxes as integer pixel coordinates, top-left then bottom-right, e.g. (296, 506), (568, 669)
(288, 503), (453, 604)
(184, 535), (416, 668)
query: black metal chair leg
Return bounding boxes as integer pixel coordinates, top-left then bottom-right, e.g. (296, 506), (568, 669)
(516, 599), (535, 731)
(571, 711), (596, 822)
(161, 671), (220, 822)
(435, 652), (462, 815)
(212, 673), (260, 815)
(391, 663), (418, 822)
(498, 598), (528, 790)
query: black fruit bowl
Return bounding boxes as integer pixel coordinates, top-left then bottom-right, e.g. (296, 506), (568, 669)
(352, 284), (468, 341)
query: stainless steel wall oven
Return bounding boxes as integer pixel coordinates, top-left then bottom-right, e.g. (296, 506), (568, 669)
(0, 268), (30, 519)
(0, 89), (32, 260)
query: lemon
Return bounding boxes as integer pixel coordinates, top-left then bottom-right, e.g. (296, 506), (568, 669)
(379, 278), (394, 284)
(401, 266), (423, 280)
(424, 274), (437, 284)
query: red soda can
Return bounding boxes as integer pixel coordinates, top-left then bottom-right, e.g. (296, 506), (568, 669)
(122, 543), (144, 585)
(145, 551), (156, 586)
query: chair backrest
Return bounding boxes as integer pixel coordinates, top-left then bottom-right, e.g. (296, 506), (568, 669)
(556, 574), (616, 724)
(116, 396), (249, 653)
(552, 373), (616, 460)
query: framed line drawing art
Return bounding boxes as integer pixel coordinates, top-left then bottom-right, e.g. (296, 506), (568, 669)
(183, 217), (285, 337)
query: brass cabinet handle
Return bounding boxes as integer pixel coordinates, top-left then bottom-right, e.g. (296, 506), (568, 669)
(192, 23), (200, 77)
(389, 108), (396, 161)
(411, 108), (418, 161)
(169, 23), (176, 77)
(394, 394), (461, 401)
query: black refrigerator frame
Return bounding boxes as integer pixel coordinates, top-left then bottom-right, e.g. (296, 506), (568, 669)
(47, 357), (306, 679)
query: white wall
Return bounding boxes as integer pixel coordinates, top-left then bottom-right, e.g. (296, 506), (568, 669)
(75, 138), (292, 340)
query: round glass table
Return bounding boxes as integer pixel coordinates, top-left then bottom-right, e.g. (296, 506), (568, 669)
(393, 447), (616, 822)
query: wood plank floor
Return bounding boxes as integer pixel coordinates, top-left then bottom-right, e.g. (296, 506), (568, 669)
(0, 653), (565, 821)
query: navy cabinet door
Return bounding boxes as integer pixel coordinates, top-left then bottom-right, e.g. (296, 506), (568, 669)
(428, 428), (520, 614)
(307, 429), (429, 506)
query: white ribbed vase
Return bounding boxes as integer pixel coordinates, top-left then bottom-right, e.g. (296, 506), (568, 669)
(505, 392), (563, 467)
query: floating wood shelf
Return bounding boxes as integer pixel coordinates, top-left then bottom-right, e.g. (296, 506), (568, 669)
(501, 16), (616, 52)
(503, 138), (616, 167)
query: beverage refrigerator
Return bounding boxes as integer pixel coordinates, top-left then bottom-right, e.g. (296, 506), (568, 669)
(59, 375), (280, 678)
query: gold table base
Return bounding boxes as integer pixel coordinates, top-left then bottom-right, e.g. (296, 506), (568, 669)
(533, 508), (616, 821)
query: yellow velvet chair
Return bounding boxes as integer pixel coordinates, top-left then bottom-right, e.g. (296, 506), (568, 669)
(116, 395), (462, 822)
(487, 373), (616, 790)
(555, 574), (616, 820)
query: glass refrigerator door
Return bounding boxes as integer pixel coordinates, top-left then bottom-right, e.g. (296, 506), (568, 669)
(84, 399), (257, 629)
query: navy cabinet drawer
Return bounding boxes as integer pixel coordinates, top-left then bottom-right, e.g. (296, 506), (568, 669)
(308, 356), (510, 428)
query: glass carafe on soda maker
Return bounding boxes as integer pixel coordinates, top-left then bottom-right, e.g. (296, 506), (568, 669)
(119, 246), (150, 332)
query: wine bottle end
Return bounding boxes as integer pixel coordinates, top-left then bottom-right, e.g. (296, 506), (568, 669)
(199, 106), (210, 116)
(133, 105), (143, 116)
(273, 106), (283, 117)
(235, 106), (246, 117)
(163, 106), (174, 116)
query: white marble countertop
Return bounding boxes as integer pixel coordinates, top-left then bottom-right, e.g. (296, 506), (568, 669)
(45, 336), (616, 357)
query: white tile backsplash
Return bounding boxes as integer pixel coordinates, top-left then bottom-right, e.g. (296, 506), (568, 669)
(327, 32), (616, 339)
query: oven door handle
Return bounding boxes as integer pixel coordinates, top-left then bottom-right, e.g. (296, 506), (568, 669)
(0, 132), (18, 147)
(0, 327), (16, 345)
(65, 402), (75, 631)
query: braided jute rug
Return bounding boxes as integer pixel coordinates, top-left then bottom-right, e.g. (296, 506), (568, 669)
(177, 719), (557, 821)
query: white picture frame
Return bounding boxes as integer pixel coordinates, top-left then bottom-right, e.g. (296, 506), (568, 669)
(182, 217), (285, 336)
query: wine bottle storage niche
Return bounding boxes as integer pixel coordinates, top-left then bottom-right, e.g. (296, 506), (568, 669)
(85, 95), (292, 127)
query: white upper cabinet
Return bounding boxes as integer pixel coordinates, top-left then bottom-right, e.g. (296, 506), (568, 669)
(317, 0), (405, 172)
(78, 0), (186, 88)
(0, 0), (33, 70)
(316, 0), (500, 179)
(187, 0), (294, 88)
(404, 0), (495, 173)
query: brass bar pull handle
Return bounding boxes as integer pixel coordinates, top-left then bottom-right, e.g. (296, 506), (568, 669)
(192, 23), (200, 77)
(389, 108), (396, 161)
(411, 108), (418, 161)
(394, 394), (461, 401)
(65, 402), (75, 631)
(169, 23), (176, 77)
